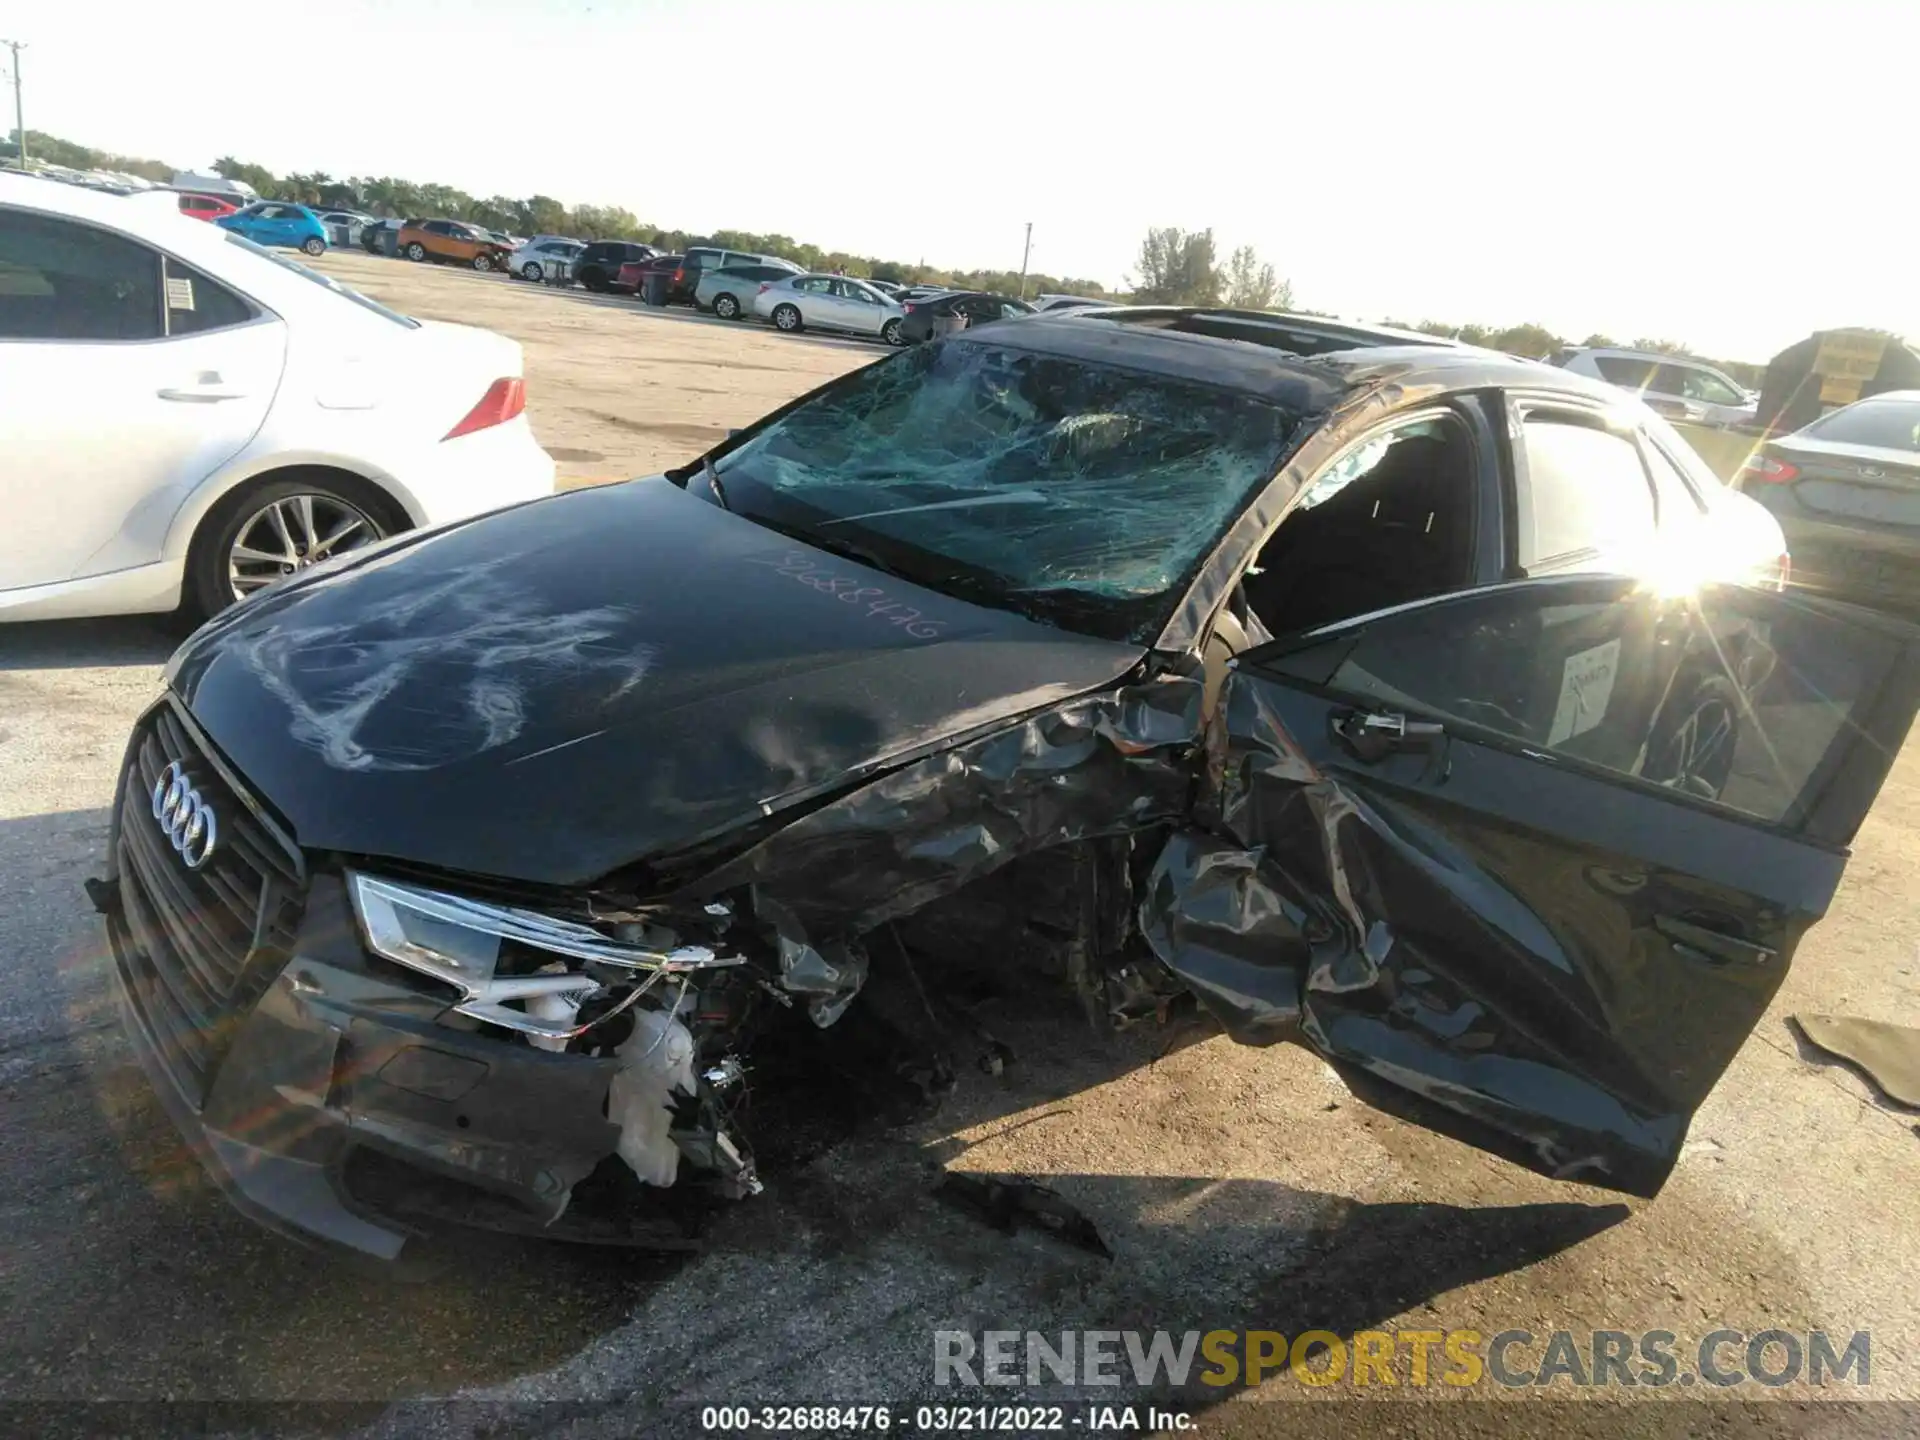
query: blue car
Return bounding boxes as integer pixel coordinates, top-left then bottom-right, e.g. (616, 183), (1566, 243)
(215, 200), (329, 255)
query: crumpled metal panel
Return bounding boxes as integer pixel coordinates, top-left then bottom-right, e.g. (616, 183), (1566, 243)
(690, 671), (1206, 1019)
(1139, 669), (1683, 1196)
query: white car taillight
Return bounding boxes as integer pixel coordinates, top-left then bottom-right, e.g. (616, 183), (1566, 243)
(443, 378), (526, 441)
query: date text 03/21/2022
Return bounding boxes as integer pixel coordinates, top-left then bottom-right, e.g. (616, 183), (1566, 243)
(699, 1404), (1192, 1432)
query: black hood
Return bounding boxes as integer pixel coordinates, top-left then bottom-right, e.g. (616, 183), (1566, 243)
(169, 480), (1145, 886)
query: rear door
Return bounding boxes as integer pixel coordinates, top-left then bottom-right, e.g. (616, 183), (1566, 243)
(792, 275), (836, 325)
(1144, 576), (1920, 1195)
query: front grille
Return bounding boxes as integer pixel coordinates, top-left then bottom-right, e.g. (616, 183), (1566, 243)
(114, 703), (305, 1105)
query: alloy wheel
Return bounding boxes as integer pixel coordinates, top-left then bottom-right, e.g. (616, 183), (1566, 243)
(226, 493), (382, 602)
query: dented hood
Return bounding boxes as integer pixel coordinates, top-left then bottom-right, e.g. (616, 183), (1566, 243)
(168, 480), (1146, 885)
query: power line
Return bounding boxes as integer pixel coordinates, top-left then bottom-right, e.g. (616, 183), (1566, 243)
(0, 40), (24, 171)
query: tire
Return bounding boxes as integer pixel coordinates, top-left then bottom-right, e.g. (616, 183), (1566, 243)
(472, 252), (493, 272)
(522, 262), (543, 282)
(881, 317), (904, 346)
(772, 303), (803, 333)
(405, 242), (427, 262)
(581, 268), (608, 293)
(714, 293), (740, 320)
(301, 236), (326, 257)
(187, 474), (403, 619)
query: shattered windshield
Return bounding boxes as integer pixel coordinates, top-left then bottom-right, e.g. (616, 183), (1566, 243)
(713, 342), (1305, 642)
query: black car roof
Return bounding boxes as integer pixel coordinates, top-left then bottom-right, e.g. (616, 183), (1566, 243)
(948, 306), (1616, 413)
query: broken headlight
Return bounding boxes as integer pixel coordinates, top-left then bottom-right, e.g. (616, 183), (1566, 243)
(346, 871), (743, 1046)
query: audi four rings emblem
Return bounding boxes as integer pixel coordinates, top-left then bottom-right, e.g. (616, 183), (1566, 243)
(151, 761), (219, 870)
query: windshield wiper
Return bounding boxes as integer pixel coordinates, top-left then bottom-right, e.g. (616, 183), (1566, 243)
(700, 455), (730, 511)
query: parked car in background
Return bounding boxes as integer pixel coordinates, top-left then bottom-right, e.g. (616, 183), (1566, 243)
(509, 237), (584, 283)
(895, 286), (950, 304)
(1033, 293), (1117, 313)
(172, 191), (239, 223)
(0, 172), (554, 623)
(575, 240), (657, 292)
(215, 201), (329, 256)
(753, 273), (907, 343)
(1555, 347), (1757, 429)
(897, 290), (1034, 343)
(682, 246), (801, 286)
(319, 210), (373, 247)
(1734, 390), (1920, 614)
(696, 263), (810, 320)
(398, 218), (515, 271)
(869, 279), (905, 298)
(618, 252), (686, 303)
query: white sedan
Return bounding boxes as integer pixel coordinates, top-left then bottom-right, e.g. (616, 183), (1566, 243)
(753, 274), (906, 345)
(508, 237), (583, 283)
(0, 172), (555, 623)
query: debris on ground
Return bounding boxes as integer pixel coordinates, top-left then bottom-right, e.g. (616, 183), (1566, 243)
(935, 1173), (1112, 1258)
(1793, 1014), (1920, 1108)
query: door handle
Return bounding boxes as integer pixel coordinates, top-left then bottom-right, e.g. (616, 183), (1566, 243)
(1655, 915), (1776, 967)
(159, 377), (246, 403)
(1331, 709), (1445, 762)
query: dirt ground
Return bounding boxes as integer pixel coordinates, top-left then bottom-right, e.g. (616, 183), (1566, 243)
(1, 254), (1916, 1436)
(313, 250), (884, 489)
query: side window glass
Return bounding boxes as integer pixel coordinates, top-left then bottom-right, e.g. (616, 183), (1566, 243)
(1593, 355), (1656, 389)
(1282, 580), (1903, 828)
(164, 257), (254, 336)
(1517, 416), (1657, 567)
(0, 211), (163, 341)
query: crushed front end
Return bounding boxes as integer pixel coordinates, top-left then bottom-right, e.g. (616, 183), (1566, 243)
(100, 700), (835, 1258)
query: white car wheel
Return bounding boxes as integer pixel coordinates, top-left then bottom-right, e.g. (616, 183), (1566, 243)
(714, 293), (739, 320)
(523, 262), (543, 281)
(773, 303), (802, 333)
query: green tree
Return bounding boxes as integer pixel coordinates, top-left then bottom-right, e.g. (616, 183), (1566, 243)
(1132, 226), (1220, 305)
(212, 156), (280, 195)
(1222, 244), (1290, 310)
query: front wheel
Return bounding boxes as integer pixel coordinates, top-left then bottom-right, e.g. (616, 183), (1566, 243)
(472, 252), (494, 271)
(405, 242), (427, 262)
(581, 269), (608, 293)
(188, 477), (397, 618)
(522, 262), (544, 281)
(772, 303), (802, 333)
(714, 293), (740, 320)
(881, 317), (904, 346)
(301, 236), (326, 256)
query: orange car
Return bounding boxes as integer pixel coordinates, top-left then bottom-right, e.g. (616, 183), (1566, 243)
(397, 218), (514, 271)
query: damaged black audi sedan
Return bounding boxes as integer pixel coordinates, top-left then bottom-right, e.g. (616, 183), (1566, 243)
(99, 308), (1920, 1257)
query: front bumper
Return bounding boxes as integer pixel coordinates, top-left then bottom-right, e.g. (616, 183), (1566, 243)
(102, 704), (625, 1258)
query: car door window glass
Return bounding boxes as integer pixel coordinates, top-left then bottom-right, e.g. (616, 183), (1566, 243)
(797, 277), (832, 293)
(0, 210), (163, 341)
(1518, 416), (1657, 567)
(1242, 414), (1479, 635)
(1273, 580), (1899, 828)
(163, 257), (254, 336)
(1593, 355), (1657, 389)
(1662, 364), (1743, 407)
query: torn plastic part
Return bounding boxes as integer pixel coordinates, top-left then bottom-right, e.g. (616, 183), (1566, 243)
(672, 1126), (761, 1199)
(703, 1056), (747, 1090)
(755, 894), (868, 1027)
(609, 1009), (698, 1188)
(525, 963), (587, 1053)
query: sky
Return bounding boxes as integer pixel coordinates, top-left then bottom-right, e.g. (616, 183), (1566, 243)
(10, 0), (1917, 360)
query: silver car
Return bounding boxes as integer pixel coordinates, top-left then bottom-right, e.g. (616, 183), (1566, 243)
(509, 237), (584, 283)
(753, 274), (907, 344)
(695, 263), (813, 320)
(1555, 347), (1758, 429)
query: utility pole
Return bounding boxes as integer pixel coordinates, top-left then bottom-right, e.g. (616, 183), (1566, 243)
(1017, 222), (1032, 299)
(1, 40), (23, 170)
